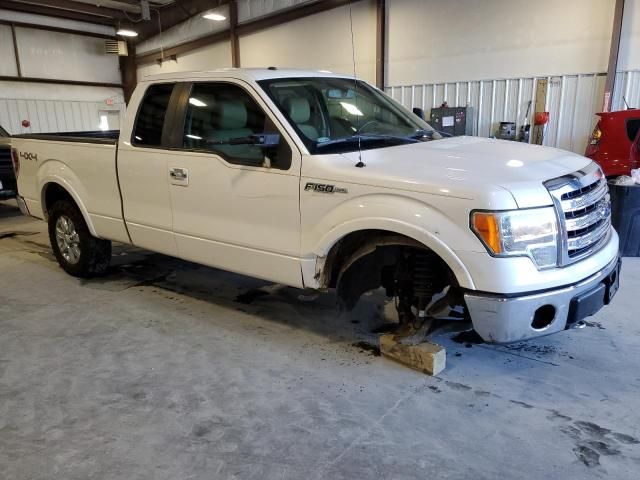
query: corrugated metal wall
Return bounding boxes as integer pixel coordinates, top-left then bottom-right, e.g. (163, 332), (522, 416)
(0, 97), (125, 135)
(615, 70), (640, 110)
(238, 0), (318, 23)
(386, 69), (640, 154)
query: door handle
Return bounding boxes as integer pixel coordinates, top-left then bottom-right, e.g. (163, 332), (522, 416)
(169, 168), (187, 180)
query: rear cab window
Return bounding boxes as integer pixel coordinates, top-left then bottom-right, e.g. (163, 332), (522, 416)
(132, 83), (175, 147)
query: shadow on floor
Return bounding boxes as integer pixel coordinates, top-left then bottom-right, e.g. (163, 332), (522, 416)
(3, 229), (473, 349)
(0, 199), (21, 219)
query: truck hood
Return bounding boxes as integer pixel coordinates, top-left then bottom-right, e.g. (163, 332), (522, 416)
(328, 136), (592, 208)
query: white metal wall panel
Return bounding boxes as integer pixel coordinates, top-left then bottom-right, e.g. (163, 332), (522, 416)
(14, 27), (121, 84)
(137, 42), (232, 78)
(614, 70), (640, 109)
(0, 25), (18, 76)
(240, 0), (376, 84)
(0, 97), (125, 135)
(386, 0), (615, 86)
(385, 71), (634, 155)
(137, 0), (321, 54)
(238, 0), (319, 23)
(0, 8), (115, 36)
(136, 6), (230, 55)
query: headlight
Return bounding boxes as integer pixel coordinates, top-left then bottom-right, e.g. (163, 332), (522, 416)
(471, 207), (559, 269)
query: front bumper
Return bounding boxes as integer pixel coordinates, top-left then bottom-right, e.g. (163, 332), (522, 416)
(464, 255), (621, 343)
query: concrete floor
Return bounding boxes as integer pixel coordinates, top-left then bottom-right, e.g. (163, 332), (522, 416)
(1, 199), (639, 480)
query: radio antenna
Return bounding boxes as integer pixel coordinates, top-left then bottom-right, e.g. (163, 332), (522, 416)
(349, 1), (365, 168)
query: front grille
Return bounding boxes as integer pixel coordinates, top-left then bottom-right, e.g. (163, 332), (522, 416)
(545, 163), (611, 266)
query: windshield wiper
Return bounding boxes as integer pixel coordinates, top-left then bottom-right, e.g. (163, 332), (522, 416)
(409, 128), (452, 139)
(315, 134), (417, 149)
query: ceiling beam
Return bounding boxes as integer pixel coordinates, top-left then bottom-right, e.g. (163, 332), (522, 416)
(6, 0), (128, 20)
(236, 0), (358, 36)
(133, 0), (230, 41)
(0, 0), (116, 24)
(70, 0), (141, 14)
(0, 75), (122, 89)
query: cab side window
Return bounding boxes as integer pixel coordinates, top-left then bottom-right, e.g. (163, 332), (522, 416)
(182, 83), (291, 169)
(132, 83), (174, 147)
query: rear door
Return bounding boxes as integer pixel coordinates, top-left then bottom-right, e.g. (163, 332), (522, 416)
(117, 82), (180, 255)
(165, 80), (303, 287)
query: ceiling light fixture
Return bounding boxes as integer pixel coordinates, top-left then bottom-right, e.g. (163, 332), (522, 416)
(116, 29), (138, 37)
(189, 97), (207, 107)
(202, 12), (226, 21)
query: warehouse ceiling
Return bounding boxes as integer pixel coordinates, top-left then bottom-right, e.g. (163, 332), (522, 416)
(0, 0), (227, 39)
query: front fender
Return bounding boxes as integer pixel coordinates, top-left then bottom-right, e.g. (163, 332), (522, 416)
(37, 160), (98, 237)
(304, 193), (478, 289)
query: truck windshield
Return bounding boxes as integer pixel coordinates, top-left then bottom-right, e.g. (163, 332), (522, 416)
(258, 77), (435, 154)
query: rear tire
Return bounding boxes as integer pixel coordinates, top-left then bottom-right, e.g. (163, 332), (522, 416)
(48, 199), (111, 278)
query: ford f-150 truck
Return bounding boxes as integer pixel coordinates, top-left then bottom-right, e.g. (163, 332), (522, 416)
(11, 69), (621, 343)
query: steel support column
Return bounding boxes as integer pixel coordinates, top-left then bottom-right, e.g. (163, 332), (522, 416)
(230, 0), (240, 68)
(119, 43), (137, 105)
(603, 0), (625, 112)
(376, 0), (386, 90)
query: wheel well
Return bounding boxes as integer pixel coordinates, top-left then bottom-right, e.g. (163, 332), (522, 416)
(320, 229), (456, 310)
(320, 230), (415, 288)
(42, 183), (76, 218)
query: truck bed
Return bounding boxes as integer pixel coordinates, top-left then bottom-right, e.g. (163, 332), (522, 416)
(12, 131), (130, 243)
(13, 130), (119, 144)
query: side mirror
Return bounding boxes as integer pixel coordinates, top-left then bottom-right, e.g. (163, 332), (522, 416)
(412, 107), (425, 120)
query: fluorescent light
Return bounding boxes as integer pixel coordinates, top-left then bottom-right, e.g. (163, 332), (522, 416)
(202, 12), (226, 21)
(340, 102), (363, 116)
(189, 97), (207, 107)
(116, 29), (138, 37)
(186, 134), (202, 140)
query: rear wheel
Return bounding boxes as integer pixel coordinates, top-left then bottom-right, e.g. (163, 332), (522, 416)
(48, 199), (111, 277)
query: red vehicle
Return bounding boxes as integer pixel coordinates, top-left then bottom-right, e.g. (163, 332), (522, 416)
(586, 109), (640, 177)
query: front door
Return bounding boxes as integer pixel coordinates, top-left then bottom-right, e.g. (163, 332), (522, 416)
(167, 81), (303, 287)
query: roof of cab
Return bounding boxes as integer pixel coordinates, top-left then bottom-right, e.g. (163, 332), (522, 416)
(140, 67), (354, 83)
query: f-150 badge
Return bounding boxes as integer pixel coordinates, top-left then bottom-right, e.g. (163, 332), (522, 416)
(304, 182), (348, 194)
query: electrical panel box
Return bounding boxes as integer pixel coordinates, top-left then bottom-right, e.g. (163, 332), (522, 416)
(429, 107), (473, 137)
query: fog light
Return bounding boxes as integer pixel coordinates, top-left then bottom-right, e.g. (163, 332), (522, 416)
(531, 304), (556, 330)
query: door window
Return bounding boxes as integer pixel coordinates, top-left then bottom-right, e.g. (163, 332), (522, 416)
(182, 83), (291, 169)
(132, 83), (175, 147)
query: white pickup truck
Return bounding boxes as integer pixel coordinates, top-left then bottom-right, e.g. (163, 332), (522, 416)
(11, 68), (620, 343)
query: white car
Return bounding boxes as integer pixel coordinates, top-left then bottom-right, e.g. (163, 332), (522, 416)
(11, 68), (620, 343)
